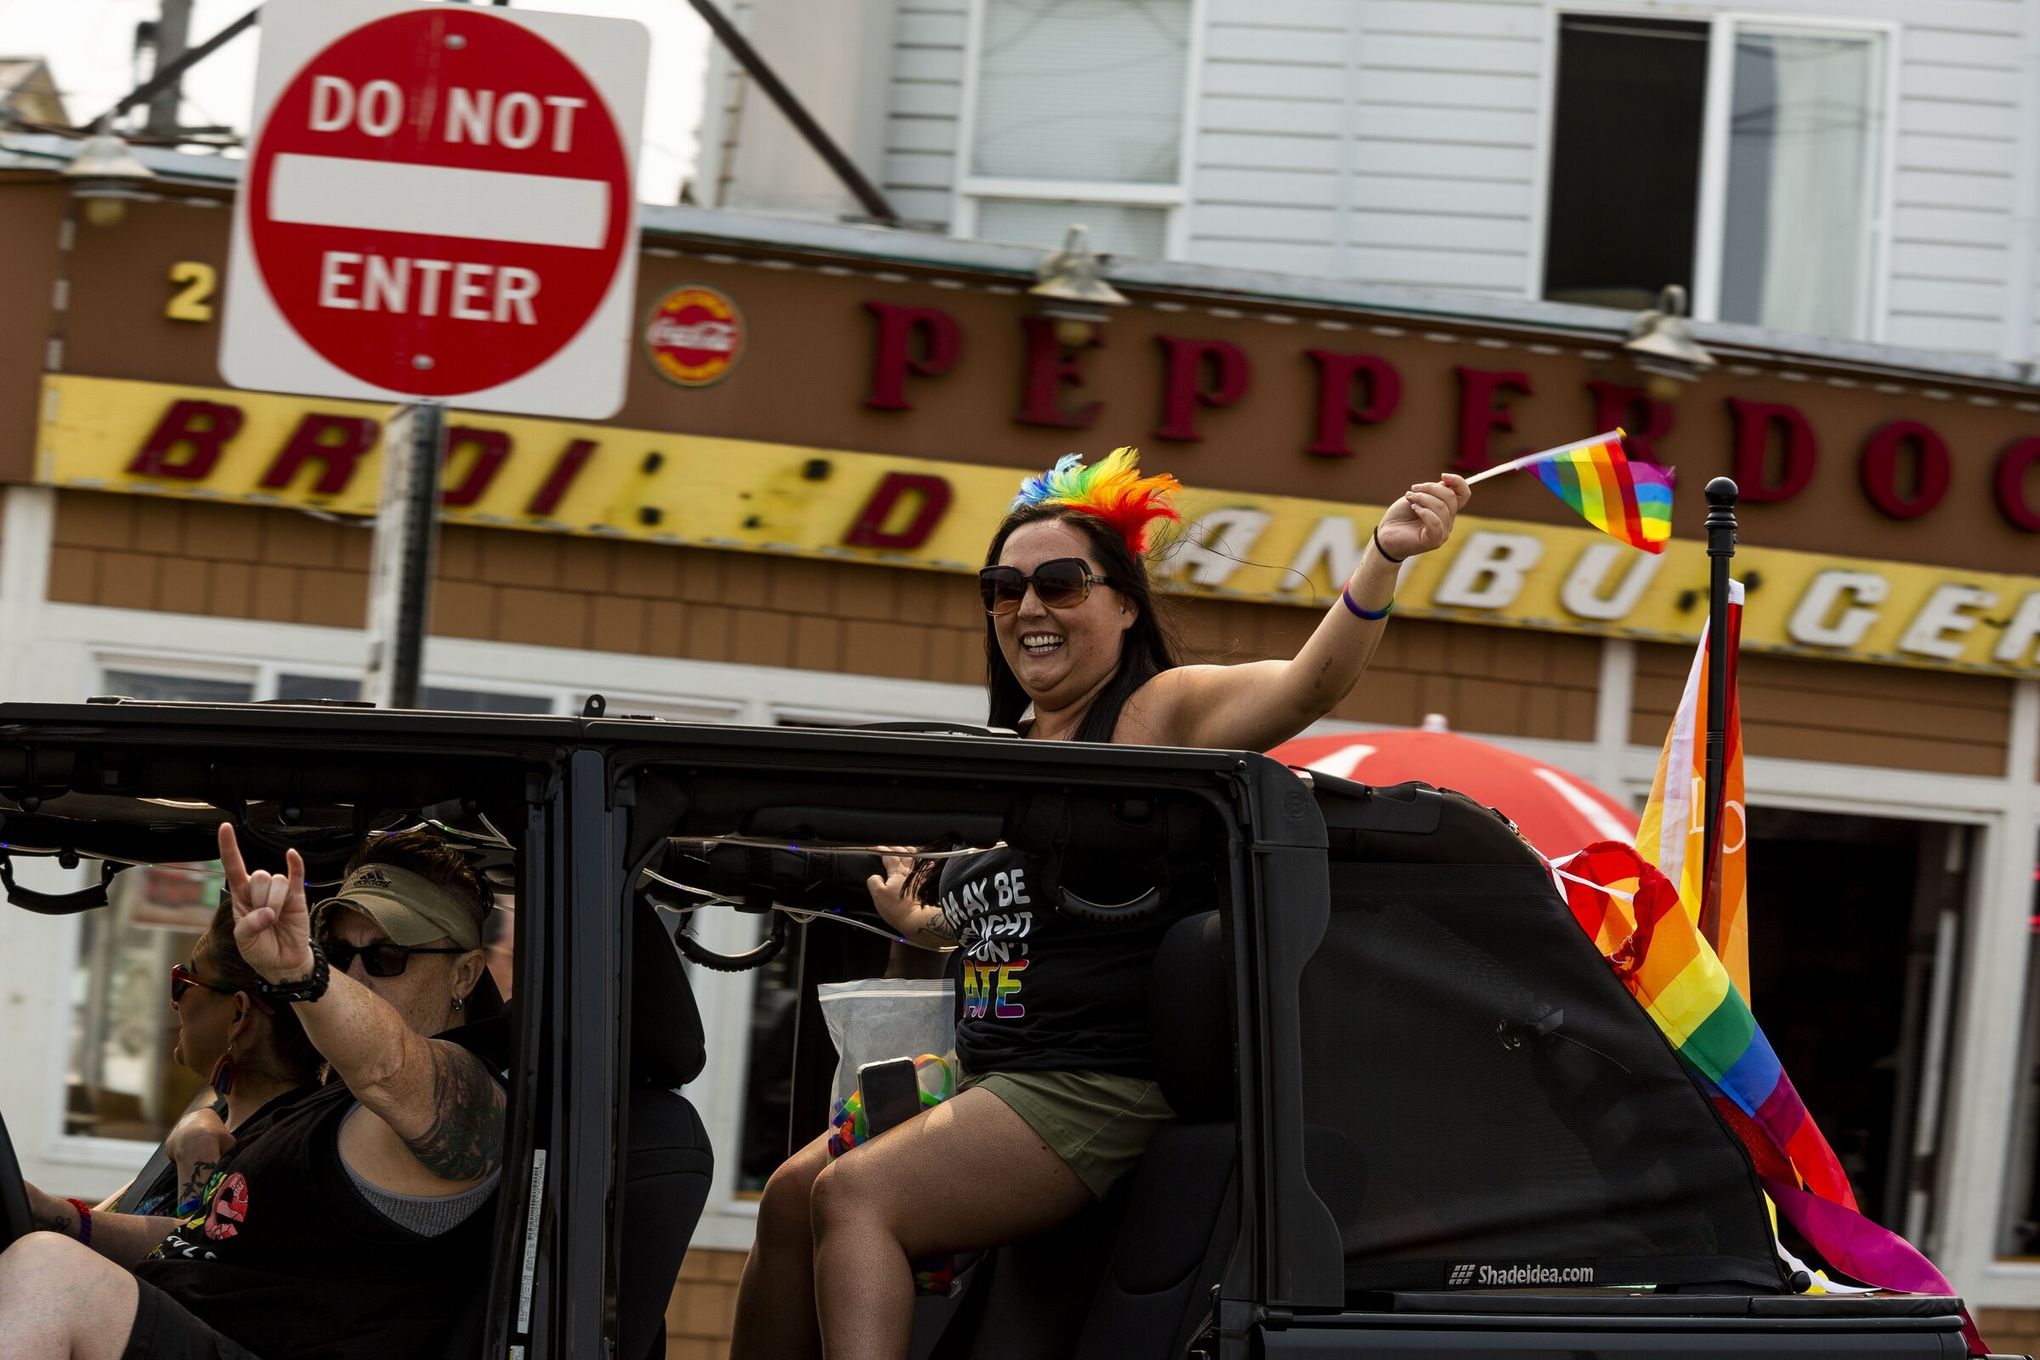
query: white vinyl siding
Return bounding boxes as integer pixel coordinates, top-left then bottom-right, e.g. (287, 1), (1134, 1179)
(1188, 0), (1545, 292)
(1885, 3), (2021, 354)
(886, 0), (971, 226)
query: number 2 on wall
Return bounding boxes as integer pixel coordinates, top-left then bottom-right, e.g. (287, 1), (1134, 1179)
(165, 262), (216, 323)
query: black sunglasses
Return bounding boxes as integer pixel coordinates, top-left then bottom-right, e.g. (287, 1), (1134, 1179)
(320, 937), (467, 978)
(978, 558), (1111, 616)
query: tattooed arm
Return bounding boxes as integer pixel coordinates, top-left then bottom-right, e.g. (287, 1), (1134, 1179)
(867, 848), (958, 954)
(215, 823), (504, 1195)
(306, 968), (507, 1195)
(25, 1181), (179, 1267)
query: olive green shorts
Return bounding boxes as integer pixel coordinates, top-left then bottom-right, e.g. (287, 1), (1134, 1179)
(961, 1068), (1174, 1199)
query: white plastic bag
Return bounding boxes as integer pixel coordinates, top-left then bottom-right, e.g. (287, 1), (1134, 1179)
(816, 979), (956, 1151)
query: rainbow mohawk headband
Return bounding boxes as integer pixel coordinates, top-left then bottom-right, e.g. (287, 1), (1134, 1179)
(1011, 447), (1182, 555)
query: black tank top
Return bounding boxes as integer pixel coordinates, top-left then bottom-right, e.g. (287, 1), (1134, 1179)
(940, 844), (1180, 1077)
(133, 1031), (504, 1359)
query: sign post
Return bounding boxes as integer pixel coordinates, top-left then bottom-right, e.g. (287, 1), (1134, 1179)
(219, 0), (647, 705)
(363, 402), (445, 710)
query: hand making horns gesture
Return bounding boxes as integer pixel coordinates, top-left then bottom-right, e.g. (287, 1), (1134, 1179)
(218, 822), (315, 983)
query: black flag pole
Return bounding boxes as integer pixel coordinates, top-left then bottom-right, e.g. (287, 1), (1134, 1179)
(1700, 476), (1740, 952)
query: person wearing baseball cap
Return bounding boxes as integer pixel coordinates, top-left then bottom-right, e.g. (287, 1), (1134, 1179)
(1, 825), (511, 1360)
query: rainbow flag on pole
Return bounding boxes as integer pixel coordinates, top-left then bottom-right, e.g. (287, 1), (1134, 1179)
(1551, 843), (1981, 1352)
(1636, 579), (1749, 994)
(1466, 429), (1675, 553)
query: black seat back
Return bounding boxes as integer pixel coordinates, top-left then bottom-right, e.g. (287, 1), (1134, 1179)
(923, 909), (1237, 1360)
(1070, 909), (1237, 1359)
(616, 903), (716, 1359)
(617, 1087), (714, 1360)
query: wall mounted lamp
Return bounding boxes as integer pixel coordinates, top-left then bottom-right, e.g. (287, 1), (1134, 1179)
(63, 127), (159, 227)
(1623, 284), (1716, 399)
(1028, 225), (1128, 347)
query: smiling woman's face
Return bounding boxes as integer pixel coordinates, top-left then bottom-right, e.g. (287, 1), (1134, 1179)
(993, 518), (1135, 715)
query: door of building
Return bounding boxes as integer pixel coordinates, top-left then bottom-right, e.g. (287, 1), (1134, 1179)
(1745, 808), (1973, 1239)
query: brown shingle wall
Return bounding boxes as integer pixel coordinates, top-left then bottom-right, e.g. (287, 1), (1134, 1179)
(1179, 599), (1604, 742)
(51, 492), (1600, 738)
(1629, 641), (2013, 777)
(664, 1248), (742, 1358)
(1978, 1308), (2040, 1358)
(81, 491), (2029, 764)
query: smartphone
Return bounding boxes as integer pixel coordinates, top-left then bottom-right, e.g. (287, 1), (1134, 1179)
(858, 1057), (923, 1137)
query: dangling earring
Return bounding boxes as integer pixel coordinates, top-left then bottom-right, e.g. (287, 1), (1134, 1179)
(208, 1045), (236, 1098)
(451, 994), (464, 1012)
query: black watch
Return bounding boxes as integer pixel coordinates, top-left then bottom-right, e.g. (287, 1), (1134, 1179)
(253, 939), (330, 1005)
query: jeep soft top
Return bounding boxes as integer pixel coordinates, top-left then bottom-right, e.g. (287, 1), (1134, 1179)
(0, 700), (2002, 1359)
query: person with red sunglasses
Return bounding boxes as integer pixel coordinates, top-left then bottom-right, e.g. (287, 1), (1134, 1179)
(733, 446), (1470, 1360)
(18, 893), (323, 1260)
(0, 825), (507, 1360)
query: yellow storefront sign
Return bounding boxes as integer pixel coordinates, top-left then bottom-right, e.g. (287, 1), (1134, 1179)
(37, 375), (2040, 677)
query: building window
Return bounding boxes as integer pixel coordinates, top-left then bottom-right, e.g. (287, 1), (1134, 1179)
(66, 669), (247, 1150)
(959, 0), (1192, 258)
(1544, 15), (1886, 339)
(1999, 833), (2040, 1258)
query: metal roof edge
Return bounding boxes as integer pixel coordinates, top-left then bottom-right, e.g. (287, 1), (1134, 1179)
(5, 133), (2036, 393)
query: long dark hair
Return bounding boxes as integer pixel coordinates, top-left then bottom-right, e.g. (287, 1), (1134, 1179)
(983, 504), (1181, 742)
(200, 899), (322, 1083)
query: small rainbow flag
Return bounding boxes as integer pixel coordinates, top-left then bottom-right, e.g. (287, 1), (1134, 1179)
(1468, 430), (1675, 553)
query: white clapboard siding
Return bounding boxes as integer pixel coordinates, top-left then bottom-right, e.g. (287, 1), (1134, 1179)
(1884, 313), (2010, 353)
(1887, 277), (2007, 320)
(1200, 132), (1343, 173)
(1895, 169), (2016, 215)
(884, 0), (970, 228)
(1897, 133), (2016, 177)
(1183, 239), (1340, 276)
(1889, 240), (2010, 284)
(1888, 4), (2022, 354)
(1200, 167), (1344, 209)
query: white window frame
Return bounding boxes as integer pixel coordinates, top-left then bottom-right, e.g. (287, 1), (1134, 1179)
(952, 0), (1208, 260)
(1531, 6), (1898, 343)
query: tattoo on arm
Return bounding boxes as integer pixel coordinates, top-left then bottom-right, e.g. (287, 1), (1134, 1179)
(32, 1203), (74, 1236)
(918, 910), (958, 943)
(177, 1161), (219, 1209)
(402, 1042), (507, 1183)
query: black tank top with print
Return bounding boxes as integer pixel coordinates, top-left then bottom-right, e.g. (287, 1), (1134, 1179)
(939, 844), (1183, 1077)
(131, 1024), (505, 1360)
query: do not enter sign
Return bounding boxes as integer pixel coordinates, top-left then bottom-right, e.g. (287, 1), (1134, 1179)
(221, 0), (647, 418)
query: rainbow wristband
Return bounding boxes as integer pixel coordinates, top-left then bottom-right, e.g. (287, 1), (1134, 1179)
(1341, 586), (1393, 621)
(65, 1197), (93, 1246)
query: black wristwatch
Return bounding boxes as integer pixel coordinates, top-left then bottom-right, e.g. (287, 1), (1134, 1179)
(253, 939), (330, 1005)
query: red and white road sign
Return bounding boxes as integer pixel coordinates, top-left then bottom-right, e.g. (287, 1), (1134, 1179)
(220, 0), (647, 418)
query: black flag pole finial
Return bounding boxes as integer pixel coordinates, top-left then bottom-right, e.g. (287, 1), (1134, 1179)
(1700, 476), (1739, 951)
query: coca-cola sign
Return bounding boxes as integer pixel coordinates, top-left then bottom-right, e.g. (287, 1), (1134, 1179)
(643, 284), (744, 387)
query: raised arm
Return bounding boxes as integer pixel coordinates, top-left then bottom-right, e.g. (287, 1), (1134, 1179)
(219, 825), (505, 1192)
(1119, 475), (1469, 752)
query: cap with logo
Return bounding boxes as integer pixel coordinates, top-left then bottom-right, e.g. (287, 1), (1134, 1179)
(317, 863), (483, 950)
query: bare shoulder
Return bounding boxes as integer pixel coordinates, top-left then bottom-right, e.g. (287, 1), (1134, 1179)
(1112, 666), (1225, 746)
(341, 1038), (506, 1194)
